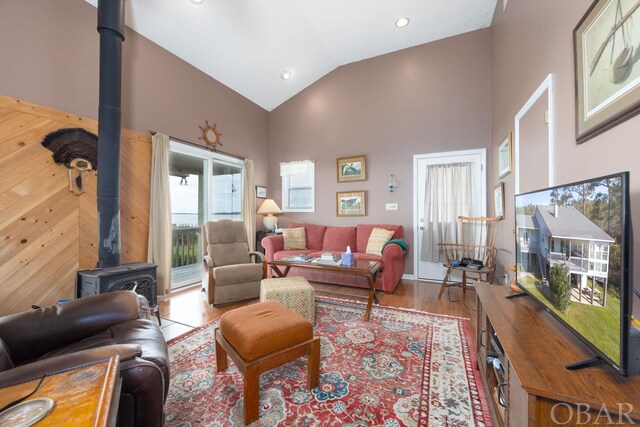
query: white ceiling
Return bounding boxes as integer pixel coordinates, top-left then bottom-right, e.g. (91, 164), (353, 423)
(85, 0), (497, 111)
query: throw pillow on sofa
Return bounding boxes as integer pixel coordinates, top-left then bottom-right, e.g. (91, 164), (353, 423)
(283, 227), (306, 250)
(366, 227), (395, 255)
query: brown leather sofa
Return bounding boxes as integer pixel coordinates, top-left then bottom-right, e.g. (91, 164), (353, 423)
(0, 291), (169, 427)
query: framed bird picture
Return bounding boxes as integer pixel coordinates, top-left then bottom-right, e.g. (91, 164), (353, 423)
(337, 155), (366, 182)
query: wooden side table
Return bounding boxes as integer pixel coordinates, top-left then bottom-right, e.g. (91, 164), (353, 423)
(0, 356), (121, 427)
(256, 230), (277, 254)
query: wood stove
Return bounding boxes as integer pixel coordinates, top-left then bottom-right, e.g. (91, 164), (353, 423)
(77, 262), (160, 324)
(74, 2), (162, 325)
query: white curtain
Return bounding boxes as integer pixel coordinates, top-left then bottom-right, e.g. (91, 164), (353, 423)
(421, 162), (472, 262)
(243, 159), (256, 251)
(147, 132), (172, 295)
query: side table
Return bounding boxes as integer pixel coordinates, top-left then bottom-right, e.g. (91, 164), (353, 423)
(0, 356), (121, 426)
(256, 230), (277, 254)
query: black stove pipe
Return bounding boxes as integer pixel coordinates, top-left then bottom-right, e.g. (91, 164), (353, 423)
(97, 0), (125, 268)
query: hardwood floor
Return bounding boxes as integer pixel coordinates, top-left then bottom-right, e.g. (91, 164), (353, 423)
(157, 280), (478, 341)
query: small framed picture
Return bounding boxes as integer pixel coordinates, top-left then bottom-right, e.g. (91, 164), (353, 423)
(256, 186), (267, 199)
(336, 190), (366, 216)
(493, 182), (505, 219)
(337, 155), (366, 182)
(498, 132), (513, 178)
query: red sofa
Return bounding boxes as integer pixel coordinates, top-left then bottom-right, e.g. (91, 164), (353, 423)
(261, 222), (407, 293)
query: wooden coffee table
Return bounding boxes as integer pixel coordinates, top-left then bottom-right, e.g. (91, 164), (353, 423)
(268, 258), (382, 321)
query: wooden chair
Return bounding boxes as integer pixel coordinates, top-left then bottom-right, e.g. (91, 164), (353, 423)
(438, 216), (501, 298)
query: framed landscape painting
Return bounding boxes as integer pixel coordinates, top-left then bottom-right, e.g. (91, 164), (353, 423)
(575, 0), (640, 143)
(337, 155), (366, 182)
(336, 190), (366, 216)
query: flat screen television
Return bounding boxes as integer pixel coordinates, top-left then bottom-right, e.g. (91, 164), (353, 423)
(515, 171), (638, 376)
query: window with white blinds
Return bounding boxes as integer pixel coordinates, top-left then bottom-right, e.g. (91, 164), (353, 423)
(280, 160), (315, 212)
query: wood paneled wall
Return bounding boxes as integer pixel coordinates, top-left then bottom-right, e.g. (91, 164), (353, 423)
(0, 96), (151, 315)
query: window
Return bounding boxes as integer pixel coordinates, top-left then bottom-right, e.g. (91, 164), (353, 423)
(281, 160), (315, 212)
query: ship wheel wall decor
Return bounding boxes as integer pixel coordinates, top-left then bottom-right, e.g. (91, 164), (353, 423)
(199, 120), (223, 149)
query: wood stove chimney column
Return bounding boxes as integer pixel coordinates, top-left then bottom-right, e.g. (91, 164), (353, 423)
(97, 0), (124, 268)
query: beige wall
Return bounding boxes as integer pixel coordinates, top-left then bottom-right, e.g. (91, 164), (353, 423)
(490, 0), (640, 307)
(6, 0), (636, 298)
(268, 29), (492, 275)
(0, 0), (269, 186)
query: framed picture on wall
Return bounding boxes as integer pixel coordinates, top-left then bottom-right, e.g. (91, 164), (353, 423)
(337, 155), (367, 182)
(493, 182), (505, 219)
(574, 0), (640, 143)
(256, 186), (267, 199)
(498, 132), (513, 178)
(336, 190), (366, 216)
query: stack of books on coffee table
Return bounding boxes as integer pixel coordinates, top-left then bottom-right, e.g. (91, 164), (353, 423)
(311, 253), (342, 265)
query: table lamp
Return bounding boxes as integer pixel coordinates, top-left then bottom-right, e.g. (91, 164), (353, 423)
(257, 199), (282, 231)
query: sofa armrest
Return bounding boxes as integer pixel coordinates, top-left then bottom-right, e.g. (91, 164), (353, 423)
(379, 241), (408, 293)
(136, 295), (151, 320)
(0, 344), (142, 389)
(249, 251), (266, 263)
(0, 291), (143, 365)
(261, 235), (284, 261)
(382, 241), (407, 260)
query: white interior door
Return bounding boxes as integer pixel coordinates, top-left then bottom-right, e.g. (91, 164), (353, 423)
(414, 149), (486, 282)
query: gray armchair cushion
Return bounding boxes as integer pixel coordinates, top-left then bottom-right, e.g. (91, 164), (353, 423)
(209, 242), (251, 267)
(214, 264), (264, 286)
(204, 220), (248, 245)
(204, 220), (252, 267)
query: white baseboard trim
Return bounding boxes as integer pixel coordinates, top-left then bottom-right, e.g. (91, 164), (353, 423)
(402, 274), (415, 280)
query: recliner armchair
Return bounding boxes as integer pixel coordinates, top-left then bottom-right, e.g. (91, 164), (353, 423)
(0, 291), (169, 427)
(201, 220), (267, 305)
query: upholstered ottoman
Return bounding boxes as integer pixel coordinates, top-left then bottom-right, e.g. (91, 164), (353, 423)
(215, 301), (320, 425)
(260, 277), (315, 323)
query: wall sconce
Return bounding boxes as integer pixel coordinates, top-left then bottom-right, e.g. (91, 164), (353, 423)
(389, 174), (396, 192)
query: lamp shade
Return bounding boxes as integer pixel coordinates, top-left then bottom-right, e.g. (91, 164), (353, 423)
(257, 199), (282, 215)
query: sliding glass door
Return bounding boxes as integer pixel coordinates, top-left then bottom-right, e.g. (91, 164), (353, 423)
(169, 142), (244, 289)
(211, 162), (243, 221)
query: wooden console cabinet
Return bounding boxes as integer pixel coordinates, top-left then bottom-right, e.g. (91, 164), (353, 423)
(476, 283), (640, 426)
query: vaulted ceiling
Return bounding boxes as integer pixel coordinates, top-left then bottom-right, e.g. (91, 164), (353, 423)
(85, 0), (497, 111)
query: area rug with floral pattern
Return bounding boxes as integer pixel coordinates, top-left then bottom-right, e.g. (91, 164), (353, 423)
(165, 296), (493, 426)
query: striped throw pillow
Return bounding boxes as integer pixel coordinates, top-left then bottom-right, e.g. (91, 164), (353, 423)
(366, 227), (395, 256)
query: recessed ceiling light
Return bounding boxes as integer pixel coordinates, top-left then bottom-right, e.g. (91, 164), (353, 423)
(191, 0), (203, 4)
(395, 17), (410, 28)
(281, 70), (292, 80)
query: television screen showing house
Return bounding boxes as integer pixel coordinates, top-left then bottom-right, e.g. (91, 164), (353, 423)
(515, 175), (623, 366)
